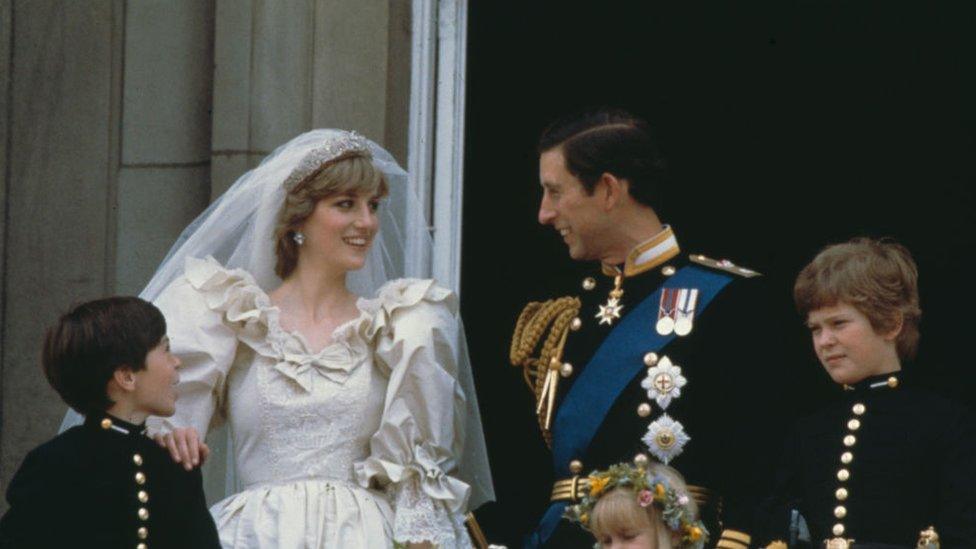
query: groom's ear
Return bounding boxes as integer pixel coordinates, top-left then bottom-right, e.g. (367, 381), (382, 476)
(598, 172), (628, 211)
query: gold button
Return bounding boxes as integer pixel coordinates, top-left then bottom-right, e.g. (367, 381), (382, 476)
(835, 487), (849, 500)
(843, 435), (856, 447)
(633, 453), (649, 468)
(662, 265), (676, 276)
(582, 277), (596, 291)
(833, 523), (845, 536)
(138, 527), (148, 539)
(135, 472), (146, 485)
(847, 419), (861, 431)
(841, 452), (853, 464)
(100, 418), (113, 430)
(137, 544), (147, 549)
(852, 403), (866, 415)
(132, 454), (143, 466)
(837, 469), (850, 481)
(637, 403), (652, 418)
(834, 505), (847, 519)
(569, 460), (583, 474)
(888, 376), (899, 388)
(643, 352), (659, 366)
(138, 507), (149, 521)
(138, 490), (149, 503)
(559, 363), (574, 378)
(570, 317), (582, 331)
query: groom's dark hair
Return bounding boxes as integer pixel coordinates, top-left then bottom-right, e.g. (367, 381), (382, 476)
(538, 108), (669, 211)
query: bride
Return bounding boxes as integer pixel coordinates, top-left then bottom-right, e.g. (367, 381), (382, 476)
(124, 130), (490, 547)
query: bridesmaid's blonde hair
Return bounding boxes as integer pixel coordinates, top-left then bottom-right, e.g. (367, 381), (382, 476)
(589, 464), (696, 549)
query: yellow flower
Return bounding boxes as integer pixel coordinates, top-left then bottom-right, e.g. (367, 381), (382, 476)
(580, 513), (589, 525)
(688, 527), (702, 541)
(654, 483), (666, 499)
(589, 476), (610, 497)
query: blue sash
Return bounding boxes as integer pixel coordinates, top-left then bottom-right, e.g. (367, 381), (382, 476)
(528, 265), (734, 547)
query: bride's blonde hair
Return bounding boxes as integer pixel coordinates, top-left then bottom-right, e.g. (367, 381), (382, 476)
(273, 152), (388, 279)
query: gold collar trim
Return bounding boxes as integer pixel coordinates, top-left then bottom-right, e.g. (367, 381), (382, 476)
(602, 225), (680, 278)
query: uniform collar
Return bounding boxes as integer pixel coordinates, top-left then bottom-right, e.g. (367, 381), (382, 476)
(601, 225), (680, 278)
(84, 410), (147, 437)
(843, 371), (903, 393)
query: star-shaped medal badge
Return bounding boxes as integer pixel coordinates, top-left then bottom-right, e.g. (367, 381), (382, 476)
(595, 297), (623, 325)
(641, 414), (690, 465)
(639, 355), (687, 409)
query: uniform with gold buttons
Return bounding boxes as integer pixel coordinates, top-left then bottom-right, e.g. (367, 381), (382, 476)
(757, 373), (976, 547)
(0, 411), (220, 548)
(512, 227), (789, 548)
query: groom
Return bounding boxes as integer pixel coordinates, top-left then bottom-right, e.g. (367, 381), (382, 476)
(511, 108), (784, 548)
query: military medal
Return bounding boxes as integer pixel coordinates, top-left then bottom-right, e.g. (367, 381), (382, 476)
(596, 274), (625, 326)
(641, 414), (690, 465)
(639, 355), (687, 409)
(655, 288), (678, 335)
(673, 288), (698, 337)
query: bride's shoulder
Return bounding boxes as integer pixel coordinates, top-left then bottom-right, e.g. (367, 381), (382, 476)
(362, 278), (458, 337)
(157, 256), (272, 319)
(370, 278), (456, 313)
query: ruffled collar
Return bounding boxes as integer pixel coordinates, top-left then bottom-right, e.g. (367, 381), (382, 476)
(181, 257), (456, 392)
(184, 256), (371, 391)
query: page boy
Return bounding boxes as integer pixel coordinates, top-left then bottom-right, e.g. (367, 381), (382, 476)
(0, 296), (221, 548)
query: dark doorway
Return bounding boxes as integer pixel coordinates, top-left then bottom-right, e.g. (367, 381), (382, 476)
(462, 3), (975, 545)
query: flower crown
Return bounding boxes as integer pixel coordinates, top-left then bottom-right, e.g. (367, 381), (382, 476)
(564, 463), (708, 549)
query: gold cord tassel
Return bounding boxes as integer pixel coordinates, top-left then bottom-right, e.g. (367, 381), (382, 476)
(510, 296), (581, 445)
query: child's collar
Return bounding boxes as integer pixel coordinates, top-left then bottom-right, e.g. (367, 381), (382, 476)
(84, 411), (147, 436)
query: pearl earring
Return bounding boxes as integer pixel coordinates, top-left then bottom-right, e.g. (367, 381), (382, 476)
(293, 231), (305, 246)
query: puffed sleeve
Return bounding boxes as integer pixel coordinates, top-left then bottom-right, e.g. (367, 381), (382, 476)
(147, 257), (241, 439)
(354, 279), (473, 547)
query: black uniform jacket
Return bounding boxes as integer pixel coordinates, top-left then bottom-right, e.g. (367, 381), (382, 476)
(757, 372), (976, 547)
(0, 412), (220, 549)
(518, 245), (790, 549)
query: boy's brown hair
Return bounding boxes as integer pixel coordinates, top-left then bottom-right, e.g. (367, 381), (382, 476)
(42, 296), (166, 415)
(793, 237), (921, 360)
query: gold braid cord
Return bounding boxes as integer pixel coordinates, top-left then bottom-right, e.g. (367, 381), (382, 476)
(510, 296), (581, 446)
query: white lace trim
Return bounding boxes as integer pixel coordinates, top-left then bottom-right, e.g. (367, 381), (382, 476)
(389, 476), (472, 548)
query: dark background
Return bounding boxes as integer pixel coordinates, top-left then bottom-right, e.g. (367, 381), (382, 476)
(460, 2), (975, 545)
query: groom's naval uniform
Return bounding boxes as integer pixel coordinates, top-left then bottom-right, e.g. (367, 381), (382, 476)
(511, 226), (784, 548)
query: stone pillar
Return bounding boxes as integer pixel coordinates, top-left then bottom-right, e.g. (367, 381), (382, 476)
(114, 0), (215, 294)
(1, 0), (123, 495)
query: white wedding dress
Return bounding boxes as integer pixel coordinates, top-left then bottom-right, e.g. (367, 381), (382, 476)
(148, 256), (473, 548)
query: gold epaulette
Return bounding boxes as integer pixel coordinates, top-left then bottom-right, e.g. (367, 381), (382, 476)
(689, 254), (762, 278)
(510, 296), (581, 445)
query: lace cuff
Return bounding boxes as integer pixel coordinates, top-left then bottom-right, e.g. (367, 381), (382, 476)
(389, 476), (472, 548)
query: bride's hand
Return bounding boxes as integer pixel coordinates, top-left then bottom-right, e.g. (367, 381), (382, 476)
(154, 427), (210, 471)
